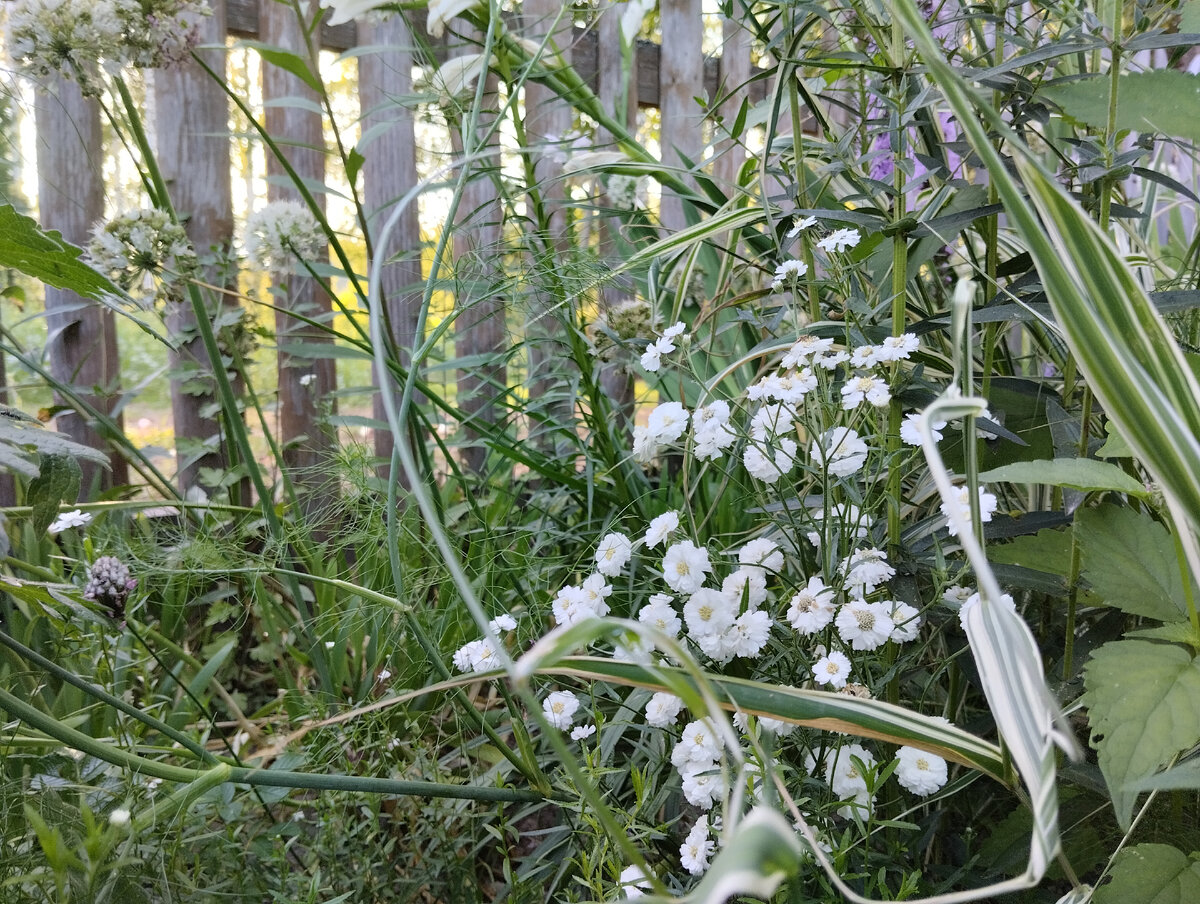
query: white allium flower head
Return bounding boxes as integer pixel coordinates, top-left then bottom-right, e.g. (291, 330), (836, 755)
(48, 509), (93, 535)
(811, 426), (870, 478)
(595, 532), (633, 576)
(644, 691), (684, 727)
(895, 746), (949, 795)
(812, 650), (852, 688)
(941, 486), (999, 537)
(662, 540), (712, 594)
(543, 689), (581, 730)
(835, 599), (896, 651)
(817, 227), (861, 253)
(786, 576), (837, 635)
(244, 200), (324, 272)
(643, 510), (680, 548)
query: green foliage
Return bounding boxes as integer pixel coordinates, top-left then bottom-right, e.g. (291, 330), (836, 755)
(27, 454), (81, 536)
(1094, 844), (1200, 904)
(0, 204), (121, 302)
(1046, 72), (1200, 143)
(979, 459), (1147, 497)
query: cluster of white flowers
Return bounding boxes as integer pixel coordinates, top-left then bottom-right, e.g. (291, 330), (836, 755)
(6, 0), (208, 90)
(244, 201), (325, 272)
(817, 227), (862, 254)
(679, 815), (715, 875)
(87, 208), (198, 303)
(811, 742), (877, 818)
(670, 718), (728, 809)
(607, 174), (641, 210)
(450, 611), (517, 673)
(640, 321), (688, 372)
(551, 572), (613, 626)
(940, 485), (999, 537)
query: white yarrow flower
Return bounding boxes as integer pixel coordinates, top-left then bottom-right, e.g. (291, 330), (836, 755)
(643, 511), (680, 548)
(662, 540), (713, 594)
(787, 215), (818, 237)
(644, 691), (685, 727)
(812, 650), (852, 688)
(680, 817), (715, 875)
(771, 258), (808, 289)
(901, 412), (945, 446)
(543, 690), (581, 730)
(840, 373), (891, 409)
(570, 723), (597, 741)
(595, 532), (633, 576)
(895, 746), (949, 795)
(48, 509), (93, 535)
(875, 333), (919, 362)
(817, 227), (861, 253)
(786, 576), (837, 635)
(835, 599), (896, 651)
(940, 486), (999, 537)
(811, 427), (870, 478)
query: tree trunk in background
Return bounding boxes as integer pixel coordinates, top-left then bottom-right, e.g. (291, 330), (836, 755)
(657, 0), (703, 234)
(155, 0), (242, 497)
(261, 0), (336, 498)
(361, 14), (423, 483)
(450, 35), (507, 477)
(595, 0), (637, 422)
(34, 76), (128, 496)
(713, 16), (751, 192)
(521, 0), (573, 456)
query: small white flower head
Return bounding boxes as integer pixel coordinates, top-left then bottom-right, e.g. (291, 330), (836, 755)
(943, 584), (976, 607)
(840, 548), (895, 598)
(487, 612), (516, 634)
(692, 401), (738, 461)
(817, 227), (861, 254)
(727, 609), (772, 658)
(733, 711), (795, 736)
(771, 258), (808, 290)
(901, 412), (946, 446)
(244, 200), (324, 272)
(840, 373), (891, 409)
(663, 321), (688, 339)
(683, 588), (738, 638)
(618, 864), (653, 899)
(849, 345), (880, 369)
(875, 333), (919, 363)
(643, 510), (680, 548)
(87, 208), (198, 303)
(781, 334), (835, 368)
(644, 691), (684, 727)
(814, 348), (851, 371)
(722, 568), (769, 610)
(551, 584), (592, 627)
(743, 437), (798, 485)
(595, 532), (633, 576)
(888, 601), (922, 643)
(737, 537), (785, 577)
(941, 486), (999, 537)
(788, 215), (818, 237)
(662, 540), (713, 594)
(680, 817), (715, 875)
(671, 718), (725, 769)
(298, 373), (316, 388)
(679, 760), (725, 809)
(786, 576), (837, 635)
(640, 342), (664, 372)
(748, 402), (796, 441)
(958, 591), (1015, 629)
(48, 509), (93, 535)
(638, 594), (682, 638)
(822, 742), (877, 818)
(895, 746), (949, 795)
(836, 599), (896, 651)
(543, 689), (581, 730)
(646, 401), (690, 445)
(811, 426), (870, 479)
(108, 807), (131, 827)
(812, 650), (852, 688)
(569, 723), (597, 741)
(452, 637), (498, 673)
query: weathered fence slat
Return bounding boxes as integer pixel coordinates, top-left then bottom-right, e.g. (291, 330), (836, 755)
(658, 0), (705, 233)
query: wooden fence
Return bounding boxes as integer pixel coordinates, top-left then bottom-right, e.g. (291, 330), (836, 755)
(26, 0), (765, 502)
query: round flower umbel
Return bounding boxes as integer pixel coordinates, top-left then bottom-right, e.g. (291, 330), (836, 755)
(87, 208), (198, 304)
(84, 555), (137, 619)
(244, 200), (325, 272)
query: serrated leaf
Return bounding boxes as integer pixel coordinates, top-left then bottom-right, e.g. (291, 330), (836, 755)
(1126, 622), (1200, 646)
(1045, 72), (1200, 143)
(27, 454), (81, 535)
(1094, 844), (1200, 904)
(980, 458), (1147, 496)
(0, 205), (122, 301)
(1083, 640), (1200, 828)
(1077, 506), (1190, 621)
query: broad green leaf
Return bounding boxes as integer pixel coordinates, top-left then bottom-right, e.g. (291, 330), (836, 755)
(1127, 622), (1200, 647)
(240, 41), (323, 94)
(990, 527), (1073, 579)
(27, 453), (82, 536)
(1094, 844), (1200, 904)
(1077, 506), (1190, 621)
(980, 459), (1147, 496)
(0, 205), (122, 301)
(1184, 0), (1200, 34)
(1045, 72), (1200, 143)
(345, 146), (365, 187)
(1096, 420), (1134, 458)
(1083, 640), (1200, 828)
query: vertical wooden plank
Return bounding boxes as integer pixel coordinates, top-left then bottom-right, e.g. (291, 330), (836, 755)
(359, 14), (423, 475)
(155, 0), (240, 494)
(657, 0), (704, 233)
(521, 0), (573, 453)
(713, 16), (752, 191)
(34, 76), (129, 495)
(595, 0), (637, 418)
(449, 35), (507, 476)
(260, 0), (336, 490)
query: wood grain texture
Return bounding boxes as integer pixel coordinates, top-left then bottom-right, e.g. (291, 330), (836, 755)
(657, 0), (704, 233)
(34, 75), (128, 495)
